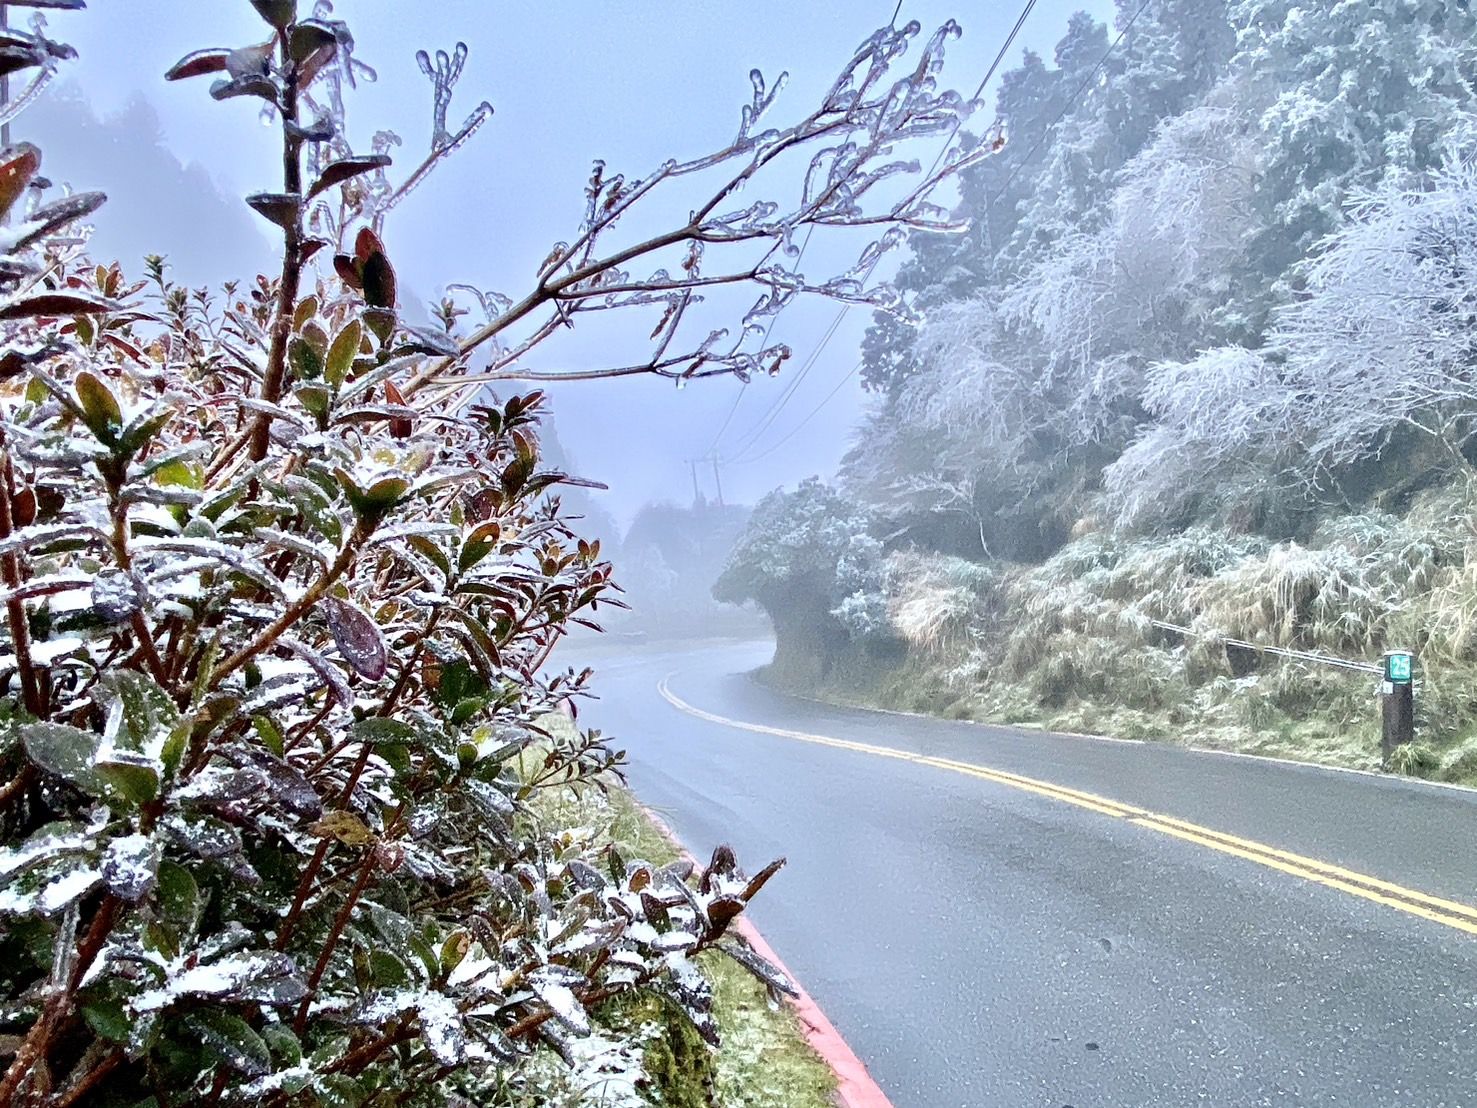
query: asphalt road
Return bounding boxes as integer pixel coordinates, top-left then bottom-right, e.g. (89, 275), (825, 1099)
(573, 639), (1477, 1108)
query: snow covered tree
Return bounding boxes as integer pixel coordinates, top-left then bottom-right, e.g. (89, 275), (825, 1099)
(1226, 0), (1477, 335)
(714, 479), (887, 677)
(1107, 156), (1477, 531)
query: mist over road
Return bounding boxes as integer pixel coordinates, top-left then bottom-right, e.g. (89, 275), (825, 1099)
(576, 639), (1477, 1108)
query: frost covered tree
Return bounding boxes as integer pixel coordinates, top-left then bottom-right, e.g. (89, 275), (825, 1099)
(850, 0), (1242, 556)
(714, 479), (887, 678)
(1107, 157), (1477, 530)
(0, 3), (994, 1104)
(1226, 0), (1477, 333)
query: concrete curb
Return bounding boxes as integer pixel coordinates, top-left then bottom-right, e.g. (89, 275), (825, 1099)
(635, 802), (893, 1108)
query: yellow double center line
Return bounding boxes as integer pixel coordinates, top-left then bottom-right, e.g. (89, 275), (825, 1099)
(657, 677), (1477, 937)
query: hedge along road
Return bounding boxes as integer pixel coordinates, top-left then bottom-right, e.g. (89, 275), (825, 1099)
(574, 639), (1477, 1108)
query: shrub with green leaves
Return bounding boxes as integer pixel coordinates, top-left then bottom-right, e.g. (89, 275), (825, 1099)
(0, 2), (994, 1103)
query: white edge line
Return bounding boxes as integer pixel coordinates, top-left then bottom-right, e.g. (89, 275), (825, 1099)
(732, 667), (1477, 800)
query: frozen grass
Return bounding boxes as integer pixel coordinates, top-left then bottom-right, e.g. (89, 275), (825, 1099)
(887, 550), (1003, 656)
(528, 716), (838, 1108)
(784, 497), (1477, 785)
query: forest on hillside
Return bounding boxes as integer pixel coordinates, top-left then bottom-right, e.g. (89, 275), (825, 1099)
(720, 0), (1477, 780)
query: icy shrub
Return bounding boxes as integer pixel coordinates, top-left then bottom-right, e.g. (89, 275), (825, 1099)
(716, 478), (891, 649)
(1191, 511), (1460, 656)
(1437, 735), (1477, 783)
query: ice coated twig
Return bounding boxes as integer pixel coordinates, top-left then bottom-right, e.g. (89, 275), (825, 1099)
(397, 18), (994, 394)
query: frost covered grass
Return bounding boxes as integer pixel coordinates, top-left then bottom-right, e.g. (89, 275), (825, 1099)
(777, 497), (1477, 787)
(887, 550), (1002, 656)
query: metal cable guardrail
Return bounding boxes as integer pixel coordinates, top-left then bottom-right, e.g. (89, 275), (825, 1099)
(1144, 617), (1386, 677)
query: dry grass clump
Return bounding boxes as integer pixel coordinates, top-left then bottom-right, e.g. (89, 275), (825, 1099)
(873, 495), (1477, 774)
(887, 550), (1004, 655)
(1192, 511), (1462, 655)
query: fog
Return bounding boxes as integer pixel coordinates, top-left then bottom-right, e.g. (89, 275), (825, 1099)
(28, 0), (1109, 534)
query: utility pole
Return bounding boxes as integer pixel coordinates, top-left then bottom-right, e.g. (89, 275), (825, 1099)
(710, 456), (724, 507)
(688, 459), (701, 507)
(2, 6), (10, 152)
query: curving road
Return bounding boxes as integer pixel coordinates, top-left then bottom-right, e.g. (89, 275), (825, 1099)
(575, 639), (1477, 1108)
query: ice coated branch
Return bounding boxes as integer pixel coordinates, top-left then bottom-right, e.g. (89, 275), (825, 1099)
(399, 19), (998, 393)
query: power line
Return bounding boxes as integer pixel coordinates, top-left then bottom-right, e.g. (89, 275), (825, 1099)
(723, 294), (847, 459)
(735, 0), (1154, 469)
(704, 0), (904, 460)
(704, 222), (818, 457)
(728, 0), (1041, 465)
(730, 360), (863, 466)
(983, 0), (1153, 214)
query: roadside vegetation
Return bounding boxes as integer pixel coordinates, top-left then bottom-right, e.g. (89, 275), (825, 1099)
(0, 3), (986, 1104)
(525, 717), (838, 1108)
(719, 0), (1477, 786)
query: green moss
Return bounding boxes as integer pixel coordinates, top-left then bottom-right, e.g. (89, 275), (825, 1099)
(600, 991), (717, 1108)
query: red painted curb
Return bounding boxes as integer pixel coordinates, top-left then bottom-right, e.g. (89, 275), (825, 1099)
(636, 802), (894, 1108)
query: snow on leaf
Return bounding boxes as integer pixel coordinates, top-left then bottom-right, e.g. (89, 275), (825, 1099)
(529, 967), (590, 1036)
(280, 635), (354, 707)
(321, 595), (387, 680)
(222, 745), (322, 821)
(90, 569), (149, 623)
(100, 833), (160, 901)
(0, 822), (90, 883)
(719, 940), (797, 998)
(21, 721), (102, 793)
(132, 951), (307, 1012)
(0, 521), (101, 557)
(0, 863), (104, 916)
(416, 991), (468, 1065)
(132, 536), (288, 601)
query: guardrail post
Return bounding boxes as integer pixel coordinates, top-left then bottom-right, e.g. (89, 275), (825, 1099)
(1381, 649), (1414, 768)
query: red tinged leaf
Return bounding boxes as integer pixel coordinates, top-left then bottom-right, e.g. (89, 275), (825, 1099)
(384, 381), (412, 439)
(361, 251), (396, 309)
(102, 334), (146, 364)
(0, 143), (39, 220)
(307, 154), (392, 201)
(332, 253), (363, 291)
(0, 45), (48, 81)
(321, 596), (388, 681)
(11, 487), (35, 528)
(165, 48), (231, 81)
(705, 895), (745, 936)
(0, 291), (114, 320)
(739, 857), (785, 902)
(354, 226), (384, 264)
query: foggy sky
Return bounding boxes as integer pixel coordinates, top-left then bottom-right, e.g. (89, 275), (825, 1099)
(29, 0), (1111, 526)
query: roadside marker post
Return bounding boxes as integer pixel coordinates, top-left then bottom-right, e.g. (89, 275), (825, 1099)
(1381, 649), (1415, 767)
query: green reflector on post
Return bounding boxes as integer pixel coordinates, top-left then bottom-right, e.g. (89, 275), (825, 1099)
(1386, 652), (1412, 683)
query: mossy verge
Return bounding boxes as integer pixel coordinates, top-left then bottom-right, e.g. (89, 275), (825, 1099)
(529, 716), (839, 1108)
